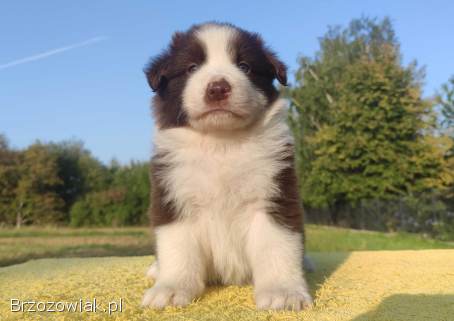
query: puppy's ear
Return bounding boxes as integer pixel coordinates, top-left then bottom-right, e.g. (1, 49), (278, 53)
(144, 52), (170, 92)
(145, 32), (187, 92)
(265, 50), (287, 86)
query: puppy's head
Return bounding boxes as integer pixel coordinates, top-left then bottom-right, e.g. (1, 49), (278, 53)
(145, 22), (287, 132)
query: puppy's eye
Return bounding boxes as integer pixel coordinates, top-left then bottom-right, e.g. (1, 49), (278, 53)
(238, 62), (250, 74)
(187, 63), (198, 74)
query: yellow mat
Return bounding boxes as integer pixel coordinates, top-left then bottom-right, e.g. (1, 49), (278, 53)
(1, 250), (453, 320)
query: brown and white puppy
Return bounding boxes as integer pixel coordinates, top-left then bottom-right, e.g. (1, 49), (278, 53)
(142, 22), (312, 311)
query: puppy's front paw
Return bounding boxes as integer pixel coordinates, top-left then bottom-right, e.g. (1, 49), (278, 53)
(255, 286), (313, 311)
(142, 285), (194, 308)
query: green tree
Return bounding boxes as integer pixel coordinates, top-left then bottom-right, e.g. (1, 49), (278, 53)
(13, 142), (65, 226)
(70, 161), (149, 226)
(0, 135), (20, 226)
(111, 161), (150, 225)
(287, 17), (402, 193)
(437, 76), (454, 201)
(1, 136), (151, 227)
(47, 140), (111, 221)
(287, 17), (451, 227)
(438, 76), (454, 130)
(69, 187), (127, 226)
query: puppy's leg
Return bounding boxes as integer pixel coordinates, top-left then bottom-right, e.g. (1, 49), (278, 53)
(247, 212), (313, 311)
(142, 222), (205, 308)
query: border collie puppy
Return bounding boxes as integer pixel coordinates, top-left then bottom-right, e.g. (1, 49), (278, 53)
(142, 22), (312, 311)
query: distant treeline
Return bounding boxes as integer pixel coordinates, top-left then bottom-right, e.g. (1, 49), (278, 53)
(0, 17), (453, 240)
(0, 138), (150, 227)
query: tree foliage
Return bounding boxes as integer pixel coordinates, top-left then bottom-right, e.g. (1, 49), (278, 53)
(438, 76), (454, 130)
(12, 142), (65, 226)
(0, 136), (20, 226)
(287, 17), (453, 231)
(437, 76), (454, 201)
(70, 161), (149, 227)
(0, 137), (150, 227)
(47, 140), (110, 217)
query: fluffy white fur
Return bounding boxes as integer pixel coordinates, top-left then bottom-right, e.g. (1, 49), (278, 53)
(142, 99), (312, 310)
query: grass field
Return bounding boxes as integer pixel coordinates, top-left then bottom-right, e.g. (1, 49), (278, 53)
(0, 224), (452, 267)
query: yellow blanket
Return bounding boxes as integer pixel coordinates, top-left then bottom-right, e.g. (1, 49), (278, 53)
(1, 250), (453, 320)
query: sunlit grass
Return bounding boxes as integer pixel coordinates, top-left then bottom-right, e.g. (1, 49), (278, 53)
(0, 224), (452, 267)
(305, 224), (454, 252)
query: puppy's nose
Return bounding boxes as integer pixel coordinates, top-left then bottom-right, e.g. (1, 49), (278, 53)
(205, 79), (231, 102)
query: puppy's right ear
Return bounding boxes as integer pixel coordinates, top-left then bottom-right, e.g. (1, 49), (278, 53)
(144, 52), (170, 92)
(145, 32), (188, 92)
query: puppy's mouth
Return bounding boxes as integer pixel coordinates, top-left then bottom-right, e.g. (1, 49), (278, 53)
(195, 108), (246, 120)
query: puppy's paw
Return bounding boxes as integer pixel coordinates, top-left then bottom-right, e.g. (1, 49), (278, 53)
(255, 286), (313, 311)
(141, 285), (194, 308)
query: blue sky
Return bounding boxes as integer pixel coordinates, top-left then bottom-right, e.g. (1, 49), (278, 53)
(1, 1), (453, 164)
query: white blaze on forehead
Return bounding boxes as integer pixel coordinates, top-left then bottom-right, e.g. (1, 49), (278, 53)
(195, 24), (237, 64)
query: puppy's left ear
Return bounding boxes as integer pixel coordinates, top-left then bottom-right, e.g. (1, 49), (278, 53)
(265, 50), (287, 86)
(144, 52), (170, 92)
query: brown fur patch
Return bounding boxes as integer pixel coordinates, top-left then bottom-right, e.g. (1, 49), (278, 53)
(268, 144), (304, 233)
(145, 28), (206, 129)
(231, 28), (287, 102)
(149, 153), (177, 227)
